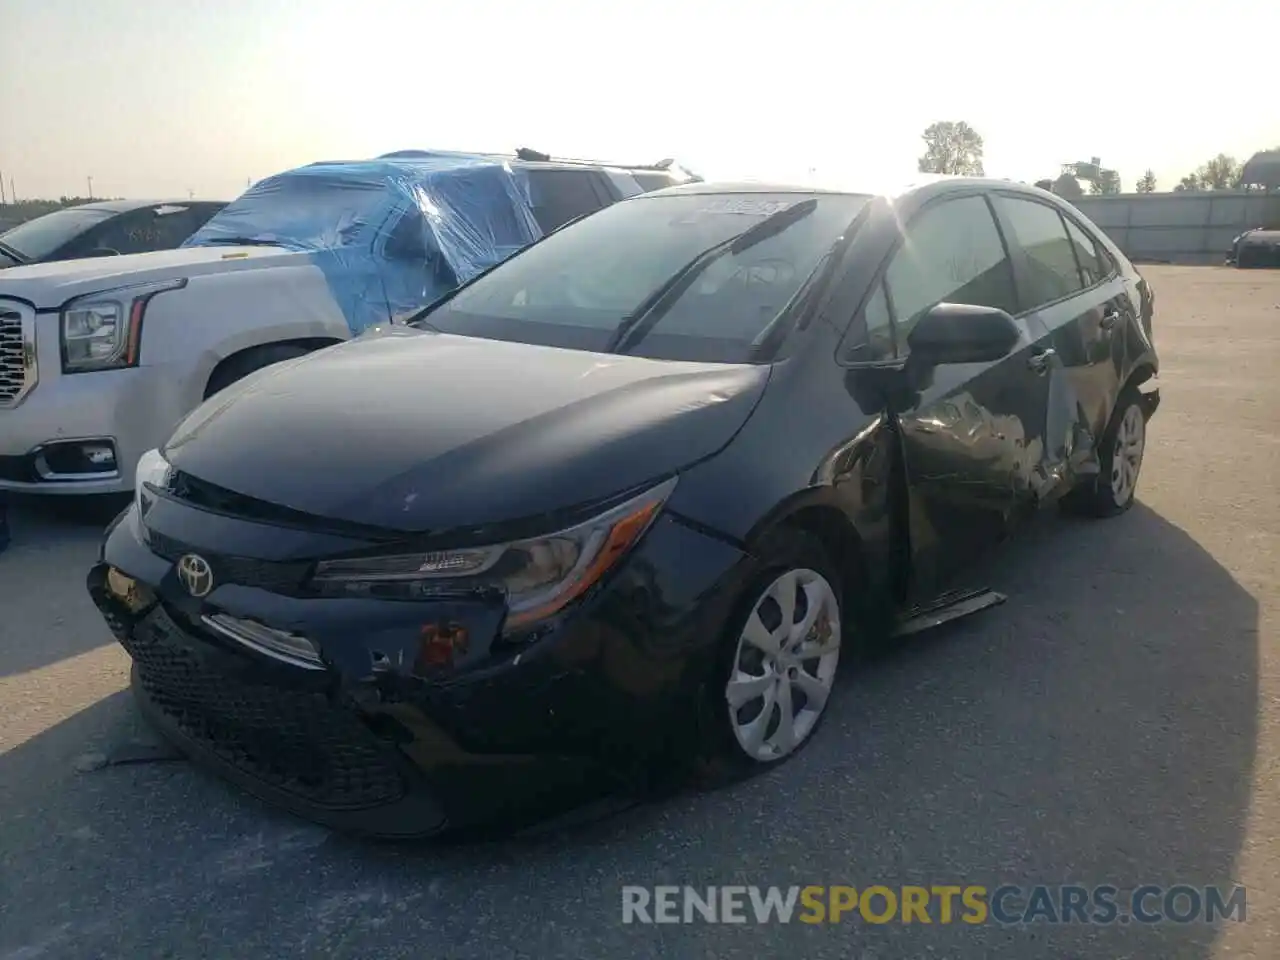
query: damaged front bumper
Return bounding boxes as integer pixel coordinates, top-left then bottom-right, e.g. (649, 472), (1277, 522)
(87, 500), (748, 837)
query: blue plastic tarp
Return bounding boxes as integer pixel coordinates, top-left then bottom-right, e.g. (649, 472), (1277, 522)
(183, 152), (542, 332)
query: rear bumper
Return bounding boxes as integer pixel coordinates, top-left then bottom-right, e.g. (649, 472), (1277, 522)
(1235, 242), (1280, 268)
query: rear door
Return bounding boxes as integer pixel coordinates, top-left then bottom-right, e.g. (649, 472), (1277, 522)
(877, 192), (1057, 597)
(991, 194), (1125, 488)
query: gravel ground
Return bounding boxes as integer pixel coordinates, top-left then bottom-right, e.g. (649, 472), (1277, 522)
(1, 265), (1277, 959)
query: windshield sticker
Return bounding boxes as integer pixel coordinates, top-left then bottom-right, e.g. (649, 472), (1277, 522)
(695, 198), (795, 217)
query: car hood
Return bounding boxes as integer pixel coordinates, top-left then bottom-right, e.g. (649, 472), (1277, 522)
(162, 327), (770, 534)
(0, 245), (306, 307)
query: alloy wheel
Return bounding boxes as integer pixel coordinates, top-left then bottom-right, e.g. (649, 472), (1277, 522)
(725, 568), (841, 763)
(1110, 403), (1146, 505)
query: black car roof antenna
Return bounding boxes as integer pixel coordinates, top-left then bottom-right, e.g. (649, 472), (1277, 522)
(606, 199), (819, 355)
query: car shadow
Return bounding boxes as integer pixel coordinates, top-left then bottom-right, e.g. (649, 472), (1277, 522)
(0, 502), (1259, 959)
(0, 494), (127, 679)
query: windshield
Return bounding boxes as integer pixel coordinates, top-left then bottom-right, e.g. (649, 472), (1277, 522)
(185, 173), (391, 252)
(0, 206), (115, 260)
(418, 191), (869, 363)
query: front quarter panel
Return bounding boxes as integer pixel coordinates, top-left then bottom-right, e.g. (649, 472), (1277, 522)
(141, 263), (356, 414)
(667, 347), (898, 602)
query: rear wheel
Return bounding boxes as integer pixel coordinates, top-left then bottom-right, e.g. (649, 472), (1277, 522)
(695, 529), (845, 783)
(1062, 388), (1148, 518)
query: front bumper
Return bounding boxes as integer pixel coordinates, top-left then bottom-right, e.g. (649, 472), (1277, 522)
(0, 312), (190, 494)
(88, 502), (749, 836)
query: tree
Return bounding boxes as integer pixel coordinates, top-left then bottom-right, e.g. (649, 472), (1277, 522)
(917, 121), (985, 176)
(1089, 171), (1122, 195)
(1135, 170), (1157, 193)
(1197, 154), (1243, 190)
(1175, 154), (1245, 192)
(1051, 172), (1084, 199)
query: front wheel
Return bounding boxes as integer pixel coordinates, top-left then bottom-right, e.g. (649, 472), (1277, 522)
(695, 529), (844, 782)
(1062, 389), (1148, 518)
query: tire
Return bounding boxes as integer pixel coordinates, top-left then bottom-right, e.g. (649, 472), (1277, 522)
(693, 527), (846, 785)
(204, 343), (315, 399)
(1061, 387), (1149, 518)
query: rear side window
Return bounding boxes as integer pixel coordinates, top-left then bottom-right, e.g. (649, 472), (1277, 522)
(382, 209), (428, 261)
(149, 205), (208, 247)
(994, 196), (1086, 308)
(632, 173), (676, 193)
(1062, 215), (1106, 286)
(526, 169), (608, 232)
(884, 195), (1018, 347)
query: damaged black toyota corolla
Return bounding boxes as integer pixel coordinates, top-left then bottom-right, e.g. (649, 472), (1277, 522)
(89, 178), (1160, 837)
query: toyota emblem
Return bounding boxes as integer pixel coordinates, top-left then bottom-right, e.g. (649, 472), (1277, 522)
(177, 553), (215, 598)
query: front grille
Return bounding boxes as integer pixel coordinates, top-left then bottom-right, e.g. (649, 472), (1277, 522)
(0, 306), (34, 406)
(146, 530), (313, 594)
(110, 597), (407, 810)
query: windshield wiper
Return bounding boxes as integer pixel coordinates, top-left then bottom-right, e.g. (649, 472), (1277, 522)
(198, 236), (293, 249)
(605, 199), (818, 354)
(0, 240), (29, 264)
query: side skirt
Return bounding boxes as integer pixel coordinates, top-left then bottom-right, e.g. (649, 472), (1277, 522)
(892, 587), (1007, 639)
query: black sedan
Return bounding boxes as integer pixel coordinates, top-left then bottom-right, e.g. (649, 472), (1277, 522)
(88, 177), (1160, 837)
(0, 199), (225, 268)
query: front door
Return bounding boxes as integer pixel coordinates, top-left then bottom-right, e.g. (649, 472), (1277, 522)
(878, 193), (1059, 599)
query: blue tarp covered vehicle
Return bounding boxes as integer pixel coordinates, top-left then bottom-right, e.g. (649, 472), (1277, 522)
(183, 152), (543, 332)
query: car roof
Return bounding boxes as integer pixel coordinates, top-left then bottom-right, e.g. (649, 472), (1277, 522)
(378, 149), (694, 180)
(68, 198), (226, 214)
(643, 175), (1053, 202)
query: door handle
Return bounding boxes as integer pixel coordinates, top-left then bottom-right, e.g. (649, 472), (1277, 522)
(1027, 348), (1056, 374)
(1100, 310), (1120, 330)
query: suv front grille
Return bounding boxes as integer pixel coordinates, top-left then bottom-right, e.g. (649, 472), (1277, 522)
(0, 304), (36, 407)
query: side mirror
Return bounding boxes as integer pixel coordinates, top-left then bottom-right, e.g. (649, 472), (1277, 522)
(906, 302), (1020, 366)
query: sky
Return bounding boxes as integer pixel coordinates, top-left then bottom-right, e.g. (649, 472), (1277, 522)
(1, 0), (1276, 203)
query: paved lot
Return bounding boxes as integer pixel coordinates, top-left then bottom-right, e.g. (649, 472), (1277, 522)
(1, 265), (1277, 959)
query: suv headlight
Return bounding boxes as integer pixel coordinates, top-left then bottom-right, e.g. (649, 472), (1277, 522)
(61, 279), (187, 373)
(312, 476), (678, 634)
(134, 448), (172, 519)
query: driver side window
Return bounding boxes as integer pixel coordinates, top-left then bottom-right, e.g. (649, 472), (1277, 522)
(883, 195), (1018, 354)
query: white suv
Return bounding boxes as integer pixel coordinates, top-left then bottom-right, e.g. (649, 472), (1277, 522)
(0, 150), (691, 495)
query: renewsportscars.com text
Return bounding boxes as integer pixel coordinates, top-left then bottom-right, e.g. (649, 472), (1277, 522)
(621, 884), (1247, 926)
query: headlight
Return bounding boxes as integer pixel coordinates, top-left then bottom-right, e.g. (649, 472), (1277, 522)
(134, 448), (172, 519)
(312, 476), (678, 633)
(61, 279), (186, 373)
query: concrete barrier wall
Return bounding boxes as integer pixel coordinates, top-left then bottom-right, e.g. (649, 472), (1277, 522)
(1069, 192), (1280, 264)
